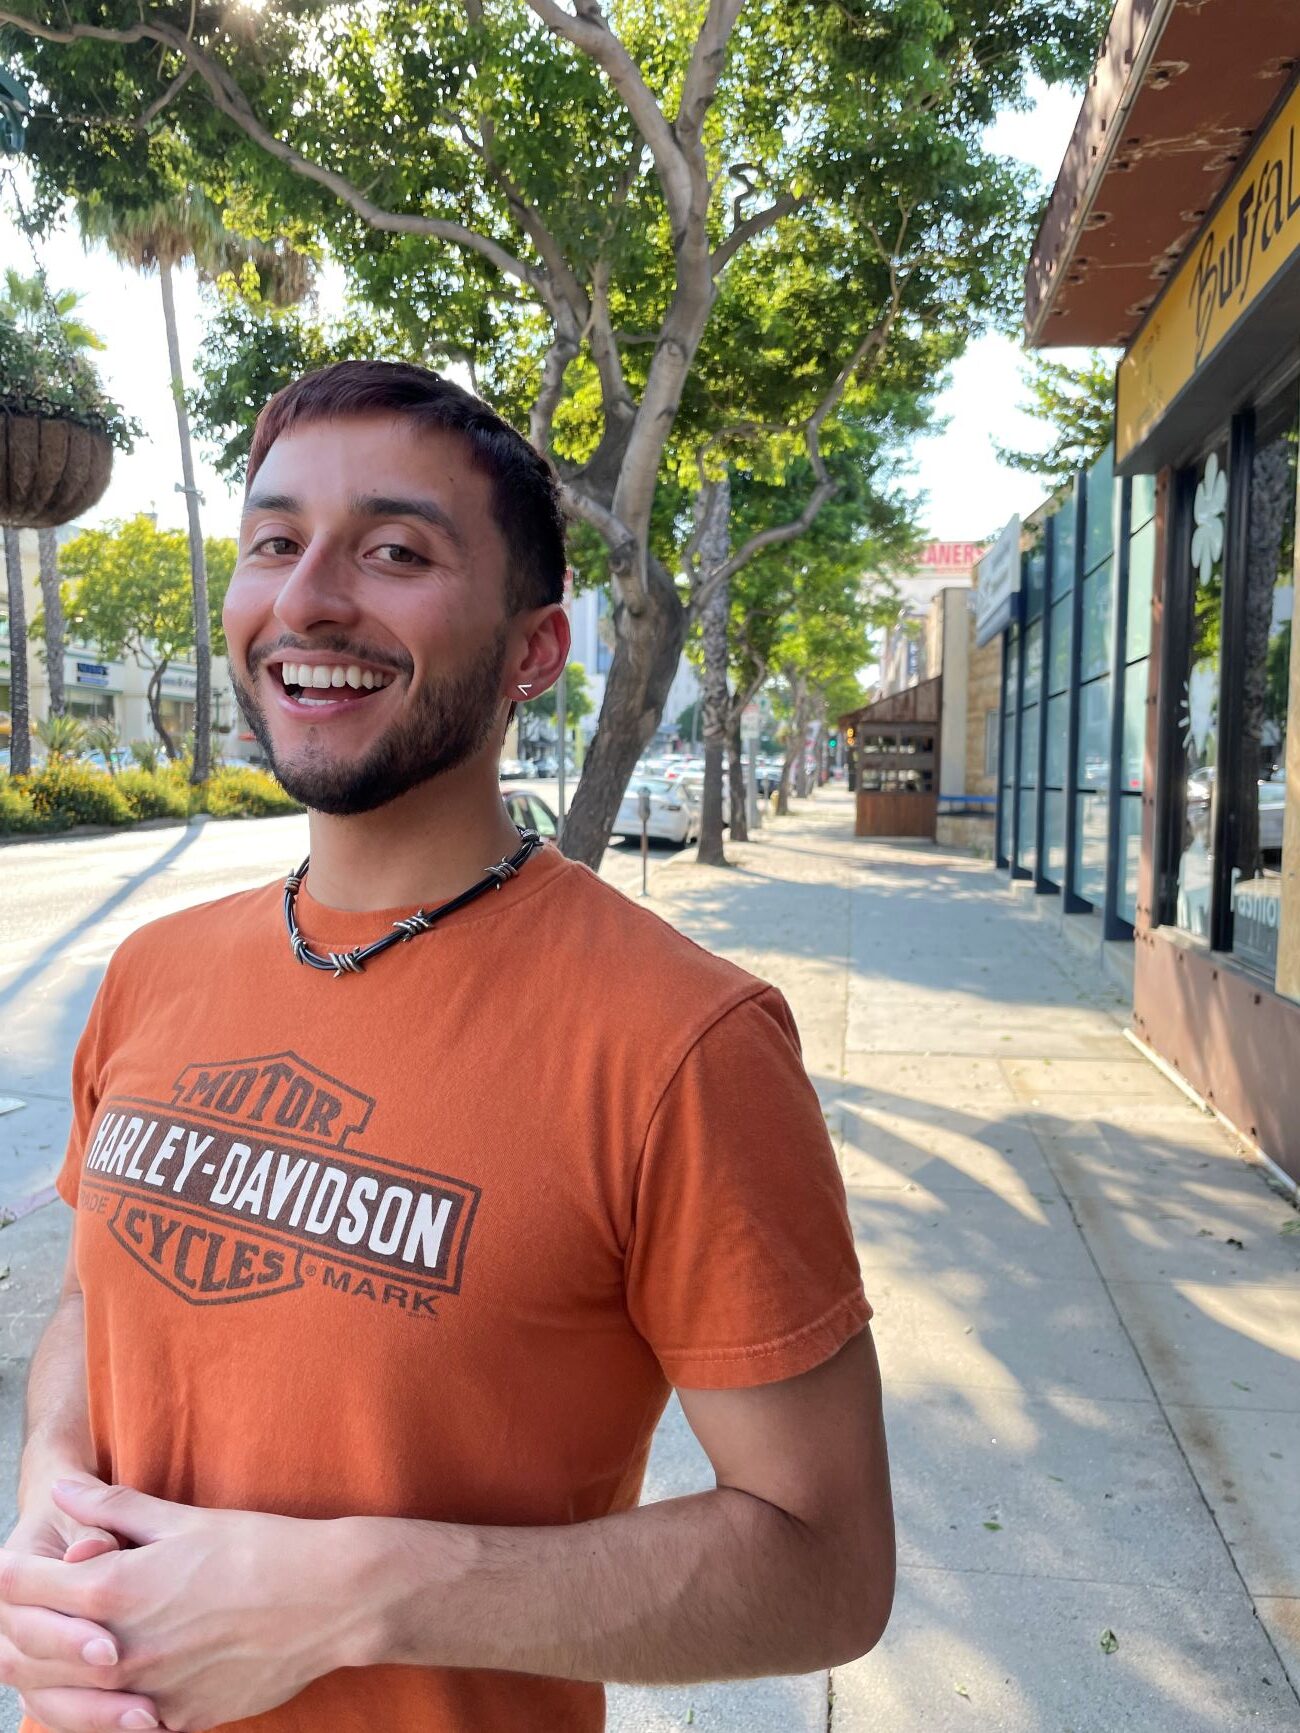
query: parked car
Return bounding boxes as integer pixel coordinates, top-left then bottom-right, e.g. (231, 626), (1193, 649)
(499, 756), (528, 779)
(614, 776), (697, 847)
(502, 788), (560, 840)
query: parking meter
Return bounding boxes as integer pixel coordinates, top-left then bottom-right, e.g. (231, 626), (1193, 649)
(638, 785), (652, 896)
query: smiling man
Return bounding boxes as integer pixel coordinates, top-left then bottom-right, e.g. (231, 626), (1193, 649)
(1, 361), (893, 1733)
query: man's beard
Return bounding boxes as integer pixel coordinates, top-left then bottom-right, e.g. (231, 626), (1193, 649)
(232, 628), (509, 816)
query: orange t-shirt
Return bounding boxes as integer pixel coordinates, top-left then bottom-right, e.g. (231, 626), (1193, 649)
(46, 843), (869, 1733)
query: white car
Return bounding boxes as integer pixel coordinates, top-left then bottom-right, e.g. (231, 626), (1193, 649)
(615, 777), (698, 846)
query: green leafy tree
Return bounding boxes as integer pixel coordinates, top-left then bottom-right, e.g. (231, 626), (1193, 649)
(56, 515), (236, 761)
(995, 350), (1116, 490)
(4, 0), (1107, 859)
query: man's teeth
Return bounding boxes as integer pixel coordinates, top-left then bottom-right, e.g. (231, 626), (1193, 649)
(278, 662), (395, 692)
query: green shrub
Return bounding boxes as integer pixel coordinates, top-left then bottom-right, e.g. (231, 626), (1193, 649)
(0, 777), (64, 835)
(34, 714), (88, 758)
(199, 765), (300, 819)
(116, 768), (191, 821)
(27, 760), (133, 827)
(128, 739), (162, 773)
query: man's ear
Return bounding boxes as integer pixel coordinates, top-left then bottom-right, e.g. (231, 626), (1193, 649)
(511, 602), (571, 701)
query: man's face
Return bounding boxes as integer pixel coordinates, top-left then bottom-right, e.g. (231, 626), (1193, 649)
(224, 414), (513, 816)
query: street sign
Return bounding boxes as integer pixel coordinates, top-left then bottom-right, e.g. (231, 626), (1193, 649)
(741, 702), (760, 741)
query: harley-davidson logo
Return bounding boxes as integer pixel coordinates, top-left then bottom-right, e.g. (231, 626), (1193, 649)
(108, 1196), (304, 1305)
(81, 1051), (479, 1313)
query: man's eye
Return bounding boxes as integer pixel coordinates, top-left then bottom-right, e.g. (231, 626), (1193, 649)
(253, 536), (299, 556)
(372, 543), (426, 566)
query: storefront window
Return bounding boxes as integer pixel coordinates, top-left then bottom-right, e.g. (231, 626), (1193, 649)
(1050, 499), (1075, 598)
(1126, 519), (1155, 663)
(1084, 446), (1115, 576)
(1080, 559), (1113, 680)
(1120, 661), (1147, 792)
(1048, 597), (1071, 694)
(1117, 795), (1143, 927)
(999, 627), (1019, 861)
(1227, 387), (1296, 979)
(1173, 442), (1228, 940)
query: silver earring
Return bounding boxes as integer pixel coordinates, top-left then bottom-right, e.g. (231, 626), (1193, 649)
(518, 683), (532, 694)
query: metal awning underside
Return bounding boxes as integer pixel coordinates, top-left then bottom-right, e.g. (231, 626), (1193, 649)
(1025, 0), (1300, 349)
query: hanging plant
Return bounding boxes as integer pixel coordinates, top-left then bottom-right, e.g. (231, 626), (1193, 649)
(0, 307), (139, 528)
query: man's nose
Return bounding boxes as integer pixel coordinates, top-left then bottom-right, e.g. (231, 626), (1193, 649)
(272, 536), (362, 637)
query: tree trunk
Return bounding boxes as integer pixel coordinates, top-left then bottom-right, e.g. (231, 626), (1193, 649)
(727, 723), (747, 842)
(560, 557), (686, 868)
(776, 675), (810, 816)
(37, 527), (66, 718)
(4, 526), (31, 776)
(147, 660), (179, 761)
(160, 262), (212, 784)
(695, 474), (732, 867)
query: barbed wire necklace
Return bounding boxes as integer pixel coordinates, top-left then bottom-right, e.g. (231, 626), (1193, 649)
(283, 827), (542, 978)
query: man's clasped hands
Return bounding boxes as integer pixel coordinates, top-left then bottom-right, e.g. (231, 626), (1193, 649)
(0, 1475), (368, 1733)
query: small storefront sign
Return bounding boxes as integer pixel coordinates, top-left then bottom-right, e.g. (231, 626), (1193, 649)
(161, 668), (197, 697)
(74, 661), (111, 689)
(1232, 875), (1281, 979)
(974, 517), (1022, 647)
(1117, 76), (1300, 466)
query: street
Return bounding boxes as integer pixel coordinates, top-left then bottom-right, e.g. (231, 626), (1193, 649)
(0, 789), (662, 1210)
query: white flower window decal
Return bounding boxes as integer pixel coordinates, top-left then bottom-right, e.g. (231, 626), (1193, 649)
(1190, 450), (1228, 584)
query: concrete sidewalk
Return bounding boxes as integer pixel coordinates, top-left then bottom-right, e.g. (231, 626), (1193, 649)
(1, 791), (1297, 1732)
(607, 790), (1300, 1733)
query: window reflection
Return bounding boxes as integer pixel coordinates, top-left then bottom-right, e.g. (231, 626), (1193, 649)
(1174, 442), (1227, 940)
(1228, 389), (1296, 980)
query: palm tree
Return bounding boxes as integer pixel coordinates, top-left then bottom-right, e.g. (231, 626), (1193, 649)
(0, 269), (106, 722)
(77, 193), (310, 782)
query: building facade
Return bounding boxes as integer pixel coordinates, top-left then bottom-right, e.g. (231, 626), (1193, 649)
(843, 542), (999, 851)
(1019, 0), (1299, 1187)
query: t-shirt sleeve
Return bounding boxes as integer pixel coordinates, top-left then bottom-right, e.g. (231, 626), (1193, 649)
(625, 985), (870, 1389)
(56, 972), (114, 1210)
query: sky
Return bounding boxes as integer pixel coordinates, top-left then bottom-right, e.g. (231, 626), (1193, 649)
(1, 76), (1093, 548)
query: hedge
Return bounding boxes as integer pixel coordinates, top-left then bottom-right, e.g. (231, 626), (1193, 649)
(0, 760), (301, 836)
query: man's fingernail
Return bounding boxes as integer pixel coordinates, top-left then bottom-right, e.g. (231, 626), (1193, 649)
(82, 1636), (119, 1666)
(53, 1478), (87, 1495)
(118, 1714), (158, 1731)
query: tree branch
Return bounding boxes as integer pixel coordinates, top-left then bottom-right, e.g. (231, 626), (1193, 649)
(691, 307), (900, 613)
(529, 315), (584, 454)
(138, 65), (192, 129)
(0, 11), (542, 292)
(711, 191), (803, 275)
(675, 0), (744, 151)
(521, 0), (691, 231)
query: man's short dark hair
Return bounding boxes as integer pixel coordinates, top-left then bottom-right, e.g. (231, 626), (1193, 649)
(246, 360), (567, 614)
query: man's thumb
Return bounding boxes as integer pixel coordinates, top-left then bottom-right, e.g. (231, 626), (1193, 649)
(63, 1529), (120, 1564)
(51, 1478), (170, 1546)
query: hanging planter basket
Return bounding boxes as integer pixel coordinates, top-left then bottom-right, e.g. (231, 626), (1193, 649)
(0, 403), (114, 529)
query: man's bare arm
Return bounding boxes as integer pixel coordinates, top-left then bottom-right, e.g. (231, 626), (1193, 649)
(20, 1248), (99, 1505)
(354, 1326), (894, 1683)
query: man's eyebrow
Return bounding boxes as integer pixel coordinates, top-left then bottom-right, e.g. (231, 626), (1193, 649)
(242, 491), (300, 517)
(351, 493), (467, 551)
